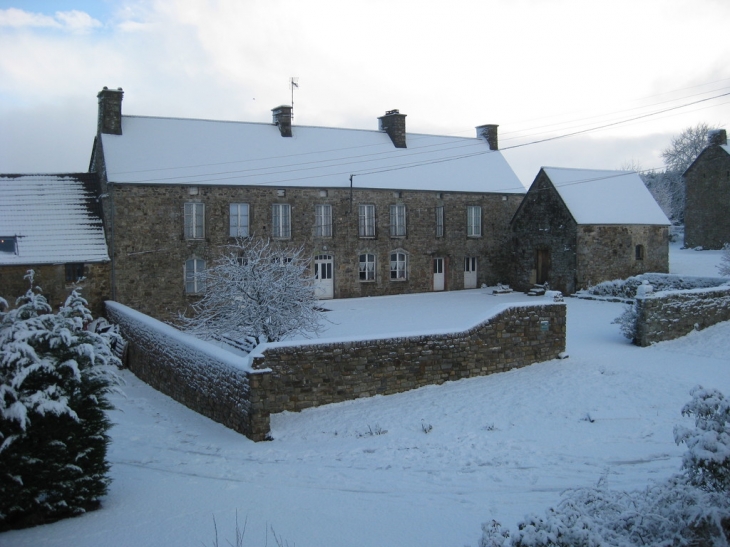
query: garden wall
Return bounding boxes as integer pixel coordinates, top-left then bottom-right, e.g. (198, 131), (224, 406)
(248, 303), (566, 440)
(107, 301), (566, 442)
(635, 285), (730, 346)
(105, 302), (255, 437)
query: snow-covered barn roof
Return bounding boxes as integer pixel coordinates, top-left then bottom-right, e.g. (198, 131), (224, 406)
(100, 116), (526, 194)
(541, 167), (671, 226)
(0, 174), (109, 266)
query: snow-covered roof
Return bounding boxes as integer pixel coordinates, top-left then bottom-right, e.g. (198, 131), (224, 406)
(0, 174), (109, 265)
(100, 116), (526, 194)
(721, 144), (730, 155)
(541, 167), (671, 226)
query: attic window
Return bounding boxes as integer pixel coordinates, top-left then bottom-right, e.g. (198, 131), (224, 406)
(0, 237), (17, 255)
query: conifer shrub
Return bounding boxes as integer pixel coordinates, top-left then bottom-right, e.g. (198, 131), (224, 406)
(0, 272), (121, 530)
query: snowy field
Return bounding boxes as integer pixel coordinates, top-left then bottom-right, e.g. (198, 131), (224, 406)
(3, 242), (730, 547)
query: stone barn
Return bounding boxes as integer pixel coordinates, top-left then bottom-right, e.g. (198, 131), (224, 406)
(0, 173), (110, 315)
(684, 129), (730, 249)
(510, 167), (670, 294)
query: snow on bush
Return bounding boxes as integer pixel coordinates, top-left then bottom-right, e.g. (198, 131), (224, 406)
(586, 273), (727, 300)
(718, 244), (730, 277)
(178, 238), (325, 347)
(0, 272), (121, 530)
(674, 386), (730, 493)
(476, 387), (730, 547)
(612, 303), (638, 341)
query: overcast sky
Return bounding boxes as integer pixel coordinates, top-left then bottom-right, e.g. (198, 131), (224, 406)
(1, 0), (729, 186)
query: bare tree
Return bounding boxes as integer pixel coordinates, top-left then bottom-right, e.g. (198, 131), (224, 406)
(179, 238), (325, 349)
(656, 123), (718, 224)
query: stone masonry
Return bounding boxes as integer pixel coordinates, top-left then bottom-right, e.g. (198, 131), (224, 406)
(634, 285), (730, 347)
(684, 130), (730, 250)
(107, 300), (565, 441)
(0, 262), (110, 317)
(99, 182), (521, 321)
(247, 303), (565, 440)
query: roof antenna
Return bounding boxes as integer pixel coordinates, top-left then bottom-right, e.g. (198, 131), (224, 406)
(290, 77), (299, 120)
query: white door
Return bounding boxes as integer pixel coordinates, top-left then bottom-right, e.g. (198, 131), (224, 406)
(433, 257), (445, 291)
(464, 257), (477, 289)
(314, 254), (334, 299)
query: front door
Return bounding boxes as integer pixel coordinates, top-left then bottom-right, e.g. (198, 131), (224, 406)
(314, 254), (334, 299)
(433, 257), (445, 291)
(464, 257), (477, 289)
(535, 249), (551, 285)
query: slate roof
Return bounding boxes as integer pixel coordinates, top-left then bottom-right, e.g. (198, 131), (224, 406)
(0, 173), (109, 265)
(541, 167), (671, 226)
(100, 115), (526, 194)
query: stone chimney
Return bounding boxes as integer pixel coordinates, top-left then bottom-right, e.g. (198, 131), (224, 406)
(476, 124), (499, 151)
(708, 129), (727, 147)
(97, 87), (124, 135)
(272, 105), (293, 137)
(378, 109), (407, 148)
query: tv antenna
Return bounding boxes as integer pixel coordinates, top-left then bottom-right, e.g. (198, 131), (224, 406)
(290, 77), (299, 119)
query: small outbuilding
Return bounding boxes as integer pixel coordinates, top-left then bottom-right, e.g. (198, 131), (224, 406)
(0, 173), (110, 315)
(683, 129), (730, 249)
(510, 167), (671, 295)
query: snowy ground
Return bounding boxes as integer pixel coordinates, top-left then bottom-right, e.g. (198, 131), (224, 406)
(3, 242), (729, 547)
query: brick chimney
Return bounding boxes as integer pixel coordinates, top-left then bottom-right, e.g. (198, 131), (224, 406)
(708, 129), (727, 147)
(476, 124), (499, 150)
(97, 87), (124, 135)
(378, 109), (407, 148)
(272, 105), (293, 137)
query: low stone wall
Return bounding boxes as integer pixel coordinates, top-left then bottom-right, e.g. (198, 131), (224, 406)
(635, 285), (730, 346)
(105, 302), (254, 437)
(248, 303), (566, 440)
(107, 301), (566, 442)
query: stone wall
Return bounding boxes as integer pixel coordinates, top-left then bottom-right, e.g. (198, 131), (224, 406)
(108, 300), (565, 442)
(104, 183), (521, 322)
(248, 303), (566, 440)
(576, 224), (669, 290)
(634, 285), (730, 346)
(0, 262), (111, 317)
(684, 144), (730, 250)
(511, 171), (578, 294)
(511, 172), (669, 295)
(105, 301), (255, 437)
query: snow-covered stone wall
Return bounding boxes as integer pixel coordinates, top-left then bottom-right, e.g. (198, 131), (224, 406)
(106, 301), (565, 441)
(635, 285), (730, 346)
(105, 301), (255, 437)
(248, 303), (566, 440)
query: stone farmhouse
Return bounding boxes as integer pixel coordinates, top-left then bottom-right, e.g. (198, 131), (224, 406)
(510, 167), (671, 295)
(90, 87), (526, 321)
(684, 129), (730, 250)
(0, 173), (110, 316)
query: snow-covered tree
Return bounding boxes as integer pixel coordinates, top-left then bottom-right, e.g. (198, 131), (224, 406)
(0, 272), (120, 530)
(718, 243), (730, 277)
(179, 238), (324, 348)
(477, 387), (730, 547)
(674, 386), (730, 493)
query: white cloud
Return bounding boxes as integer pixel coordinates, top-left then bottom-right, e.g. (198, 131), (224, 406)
(0, 8), (101, 33)
(0, 8), (60, 28)
(54, 10), (102, 32)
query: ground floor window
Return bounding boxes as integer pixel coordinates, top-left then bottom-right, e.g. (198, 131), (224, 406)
(185, 258), (206, 294)
(390, 250), (407, 280)
(359, 253), (376, 281)
(65, 263), (85, 283)
(635, 244), (645, 260)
